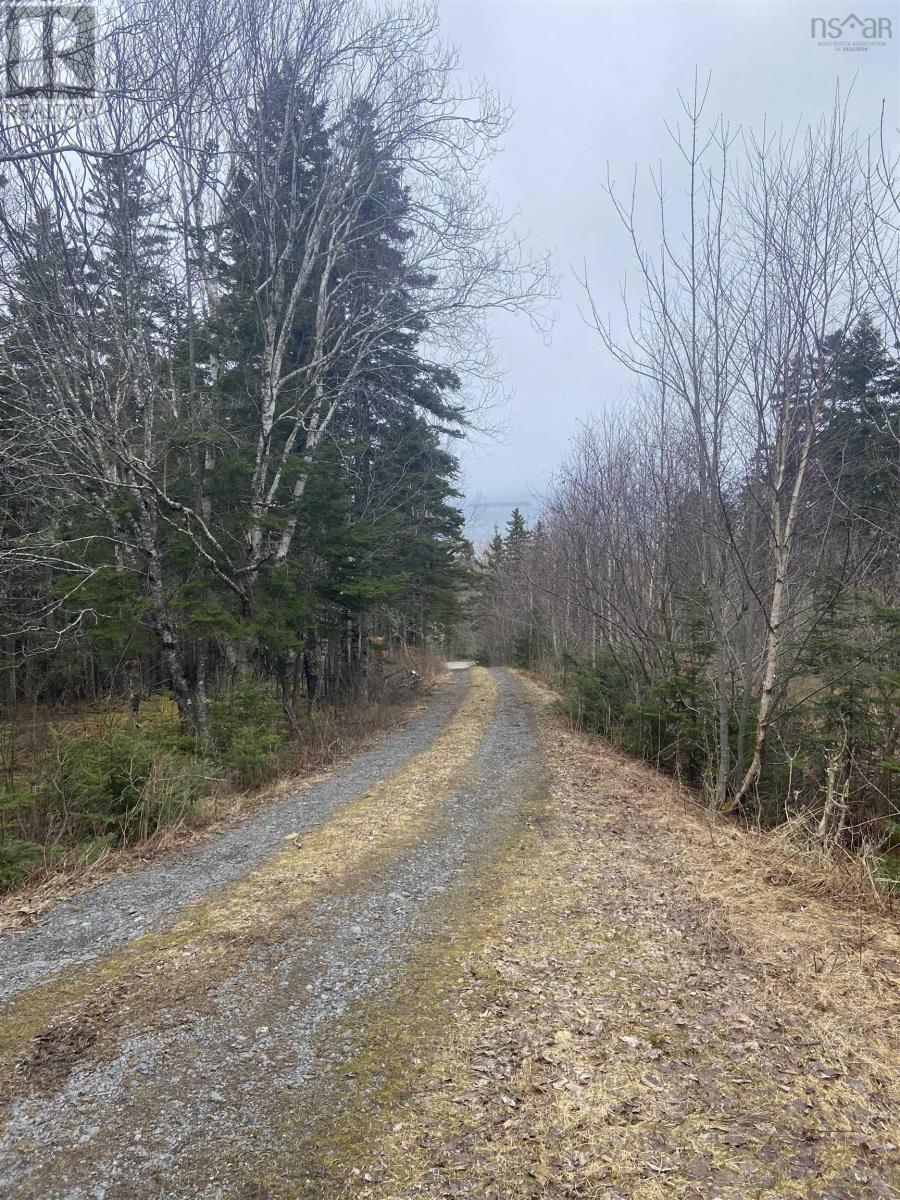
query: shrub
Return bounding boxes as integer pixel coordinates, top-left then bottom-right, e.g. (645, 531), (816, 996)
(0, 838), (57, 890)
(37, 727), (208, 845)
(563, 655), (718, 789)
(208, 683), (287, 787)
(561, 653), (629, 736)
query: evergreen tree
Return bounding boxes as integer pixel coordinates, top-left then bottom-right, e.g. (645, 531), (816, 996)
(504, 507), (529, 561)
(484, 528), (505, 572)
(818, 316), (900, 528)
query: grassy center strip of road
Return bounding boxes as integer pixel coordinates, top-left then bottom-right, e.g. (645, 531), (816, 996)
(0, 668), (499, 1108)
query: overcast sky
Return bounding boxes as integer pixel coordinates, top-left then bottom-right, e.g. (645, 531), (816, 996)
(437, 0), (900, 544)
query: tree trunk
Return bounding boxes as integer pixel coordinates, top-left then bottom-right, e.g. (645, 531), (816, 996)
(135, 493), (207, 739)
(817, 733), (853, 846)
(731, 559), (784, 810)
(302, 632), (319, 706)
(125, 658), (142, 727)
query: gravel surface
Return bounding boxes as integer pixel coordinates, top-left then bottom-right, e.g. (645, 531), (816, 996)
(0, 668), (542, 1199)
(0, 673), (466, 1007)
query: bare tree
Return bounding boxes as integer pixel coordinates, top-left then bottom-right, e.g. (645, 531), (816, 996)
(582, 74), (750, 806)
(730, 102), (863, 808)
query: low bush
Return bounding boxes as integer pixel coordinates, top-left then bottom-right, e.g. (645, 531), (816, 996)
(0, 836), (59, 890)
(0, 720), (214, 891)
(208, 683), (289, 787)
(0, 665), (428, 894)
(561, 653), (900, 877)
(37, 726), (210, 845)
(563, 654), (719, 789)
(0, 689), (289, 892)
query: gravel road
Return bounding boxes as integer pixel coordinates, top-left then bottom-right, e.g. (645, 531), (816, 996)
(0, 667), (542, 1199)
(0, 672), (467, 1006)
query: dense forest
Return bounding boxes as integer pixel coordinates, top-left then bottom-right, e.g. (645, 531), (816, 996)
(475, 91), (900, 882)
(0, 0), (545, 884)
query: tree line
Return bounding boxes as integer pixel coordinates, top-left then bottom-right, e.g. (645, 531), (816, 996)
(0, 0), (547, 733)
(476, 87), (900, 871)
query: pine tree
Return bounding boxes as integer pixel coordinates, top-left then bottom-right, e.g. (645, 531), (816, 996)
(484, 528), (505, 572)
(504, 507), (529, 560)
(818, 316), (900, 527)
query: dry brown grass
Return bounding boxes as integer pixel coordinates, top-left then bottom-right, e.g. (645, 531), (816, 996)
(534, 697), (900, 1018)
(285, 674), (900, 1200)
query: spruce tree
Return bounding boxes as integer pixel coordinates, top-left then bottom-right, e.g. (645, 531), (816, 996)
(504, 507), (529, 561)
